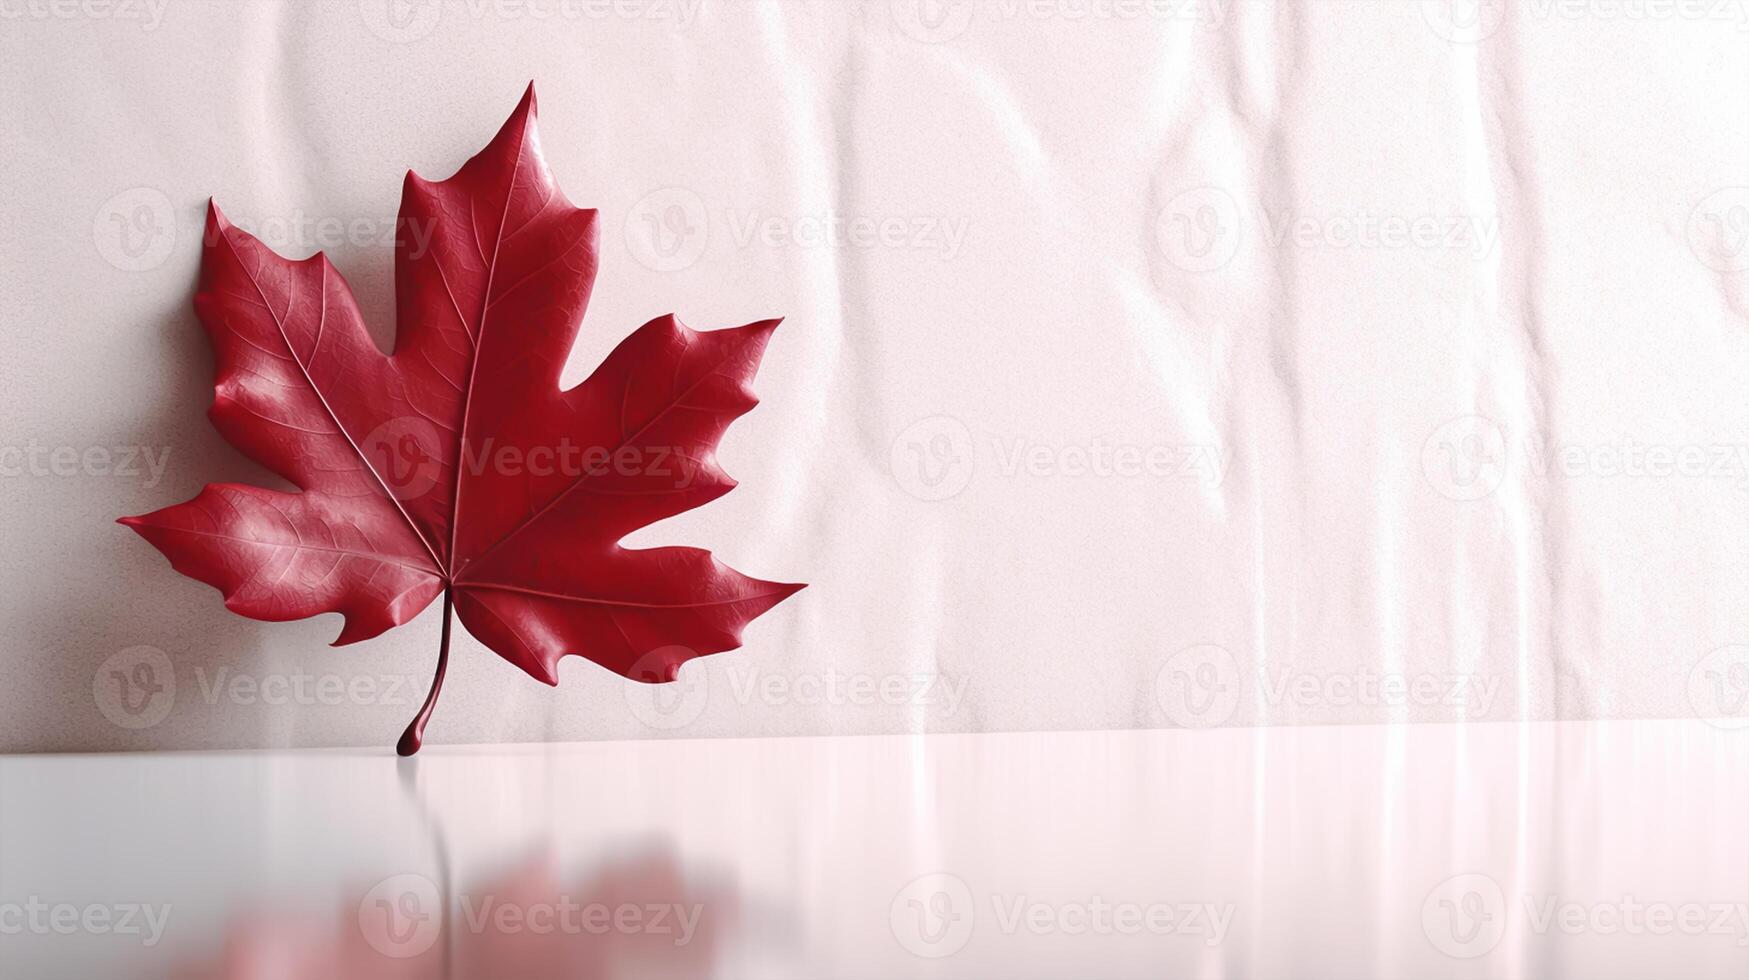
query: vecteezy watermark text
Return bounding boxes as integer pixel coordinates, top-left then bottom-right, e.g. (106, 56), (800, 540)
(890, 0), (1229, 44)
(624, 656), (969, 731)
(1155, 187), (1501, 273)
(459, 896), (701, 943)
(724, 210), (970, 260)
(208, 209), (437, 260)
(1154, 644), (1500, 729)
(194, 666), (421, 708)
(1421, 0), (1749, 44)
(1421, 416), (1749, 502)
(1423, 873), (1749, 959)
(888, 872), (1233, 959)
(889, 415), (1226, 502)
(359, 0), (704, 44)
(358, 873), (703, 959)
(0, 899), (171, 947)
(0, 0), (170, 29)
(624, 187), (972, 271)
(1, 443), (171, 486)
(364, 416), (717, 501)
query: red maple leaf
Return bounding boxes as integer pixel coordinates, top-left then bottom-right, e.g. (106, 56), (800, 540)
(119, 85), (803, 754)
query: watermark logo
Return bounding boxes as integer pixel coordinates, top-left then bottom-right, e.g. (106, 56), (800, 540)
(1425, 0), (1749, 40)
(1423, 417), (1749, 501)
(893, 0), (1229, 38)
(891, 416), (976, 501)
(1424, 873), (1749, 954)
(1157, 191), (1499, 273)
(623, 648), (711, 730)
(1421, 0), (1507, 42)
(359, 426), (725, 502)
(362, 0), (704, 40)
(1528, 0), (1749, 28)
(93, 646), (175, 730)
(1258, 209), (1499, 259)
(0, 0), (169, 29)
(891, 873), (1232, 957)
(1155, 644), (1241, 728)
(359, 0), (444, 42)
(990, 894), (1232, 943)
(1689, 644), (1749, 730)
(93, 187), (176, 272)
(205, 208), (437, 259)
(359, 873), (442, 959)
(724, 210), (969, 260)
(1687, 187), (1749, 274)
(0, 442), (171, 486)
(624, 659), (968, 731)
(626, 187), (710, 272)
(1262, 666), (1500, 717)
(890, 872), (976, 958)
(1523, 894), (1749, 944)
(891, 417), (1223, 501)
(1422, 416), (1508, 501)
(1156, 648), (1494, 726)
(0, 899), (172, 946)
(997, 0), (1226, 24)
(1156, 187), (1242, 273)
(1422, 872), (1508, 958)
(458, 893), (702, 943)
(890, 0), (975, 42)
(627, 190), (970, 266)
(192, 666), (422, 708)
(990, 437), (1223, 485)
(726, 667), (969, 715)
(361, 417), (446, 501)
(358, 870), (709, 951)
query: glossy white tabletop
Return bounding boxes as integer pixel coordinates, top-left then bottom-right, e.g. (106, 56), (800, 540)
(2, 720), (1745, 979)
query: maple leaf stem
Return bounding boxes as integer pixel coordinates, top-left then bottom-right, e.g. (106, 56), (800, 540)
(397, 586), (453, 756)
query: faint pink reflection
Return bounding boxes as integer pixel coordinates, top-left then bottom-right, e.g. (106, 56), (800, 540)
(169, 848), (738, 980)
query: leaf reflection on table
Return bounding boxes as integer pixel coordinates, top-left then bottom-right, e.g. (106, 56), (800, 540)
(168, 847), (739, 980)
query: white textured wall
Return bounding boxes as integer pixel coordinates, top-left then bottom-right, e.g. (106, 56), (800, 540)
(1, 0), (1744, 751)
